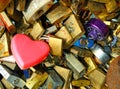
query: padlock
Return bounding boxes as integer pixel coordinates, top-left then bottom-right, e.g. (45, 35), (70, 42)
(1, 78), (14, 89)
(59, 0), (72, 7)
(105, 0), (118, 13)
(90, 44), (110, 64)
(46, 4), (72, 24)
(0, 64), (26, 88)
(6, 0), (14, 16)
(86, 18), (109, 41)
(87, 68), (106, 89)
(30, 21), (45, 40)
(65, 53), (86, 80)
(72, 79), (91, 87)
(54, 65), (72, 89)
(64, 14), (85, 40)
(55, 26), (73, 48)
(16, 0), (26, 11)
(48, 36), (63, 56)
(84, 57), (97, 74)
(45, 25), (58, 34)
(0, 18), (5, 37)
(40, 69), (64, 89)
(0, 11), (16, 33)
(26, 72), (48, 89)
(0, 32), (10, 57)
(0, 0), (11, 11)
(87, 1), (106, 15)
(23, 0), (53, 23)
(70, 46), (93, 58)
(89, 0), (110, 3)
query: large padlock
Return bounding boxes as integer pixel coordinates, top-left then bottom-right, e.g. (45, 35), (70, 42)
(48, 36), (63, 56)
(0, 32), (10, 57)
(65, 53), (86, 80)
(55, 26), (73, 48)
(46, 4), (72, 24)
(87, 68), (106, 89)
(54, 65), (72, 89)
(23, 0), (53, 23)
(30, 21), (45, 40)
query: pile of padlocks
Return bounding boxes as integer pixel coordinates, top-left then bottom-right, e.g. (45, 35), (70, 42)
(0, 0), (120, 89)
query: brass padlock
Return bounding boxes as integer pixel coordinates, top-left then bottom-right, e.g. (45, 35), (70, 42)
(16, 0), (26, 11)
(64, 14), (85, 39)
(46, 4), (72, 24)
(55, 26), (73, 48)
(54, 65), (72, 89)
(87, 1), (106, 15)
(65, 53), (86, 80)
(87, 68), (106, 89)
(26, 72), (48, 89)
(0, 32), (10, 57)
(23, 0), (53, 22)
(105, 0), (118, 13)
(30, 21), (45, 40)
(48, 36), (63, 56)
(72, 79), (91, 87)
(84, 57), (97, 74)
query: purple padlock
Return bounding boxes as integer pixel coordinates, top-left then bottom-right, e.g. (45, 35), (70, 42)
(86, 18), (109, 41)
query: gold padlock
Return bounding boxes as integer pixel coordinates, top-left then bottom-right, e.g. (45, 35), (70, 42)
(48, 36), (63, 56)
(26, 72), (48, 89)
(30, 21), (45, 40)
(0, 32), (10, 57)
(84, 57), (97, 74)
(54, 65), (72, 89)
(55, 26), (73, 48)
(64, 14), (85, 46)
(105, 0), (118, 13)
(23, 0), (53, 22)
(16, 0), (26, 11)
(87, 1), (106, 15)
(87, 68), (106, 89)
(46, 4), (72, 24)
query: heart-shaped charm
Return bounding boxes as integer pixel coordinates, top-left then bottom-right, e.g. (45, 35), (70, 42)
(11, 34), (50, 70)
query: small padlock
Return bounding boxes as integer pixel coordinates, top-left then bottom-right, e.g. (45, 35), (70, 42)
(41, 69), (64, 89)
(54, 65), (72, 89)
(55, 26), (73, 48)
(84, 57), (97, 74)
(26, 72), (48, 89)
(105, 0), (118, 13)
(46, 4), (72, 24)
(16, 0), (26, 11)
(87, 68), (106, 89)
(70, 46), (93, 58)
(48, 36), (63, 56)
(64, 14), (85, 40)
(23, 0), (53, 22)
(65, 53), (86, 80)
(0, 11), (16, 33)
(30, 21), (45, 40)
(0, 32), (10, 57)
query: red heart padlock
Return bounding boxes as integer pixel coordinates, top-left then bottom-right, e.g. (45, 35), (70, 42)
(11, 34), (50, 70)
